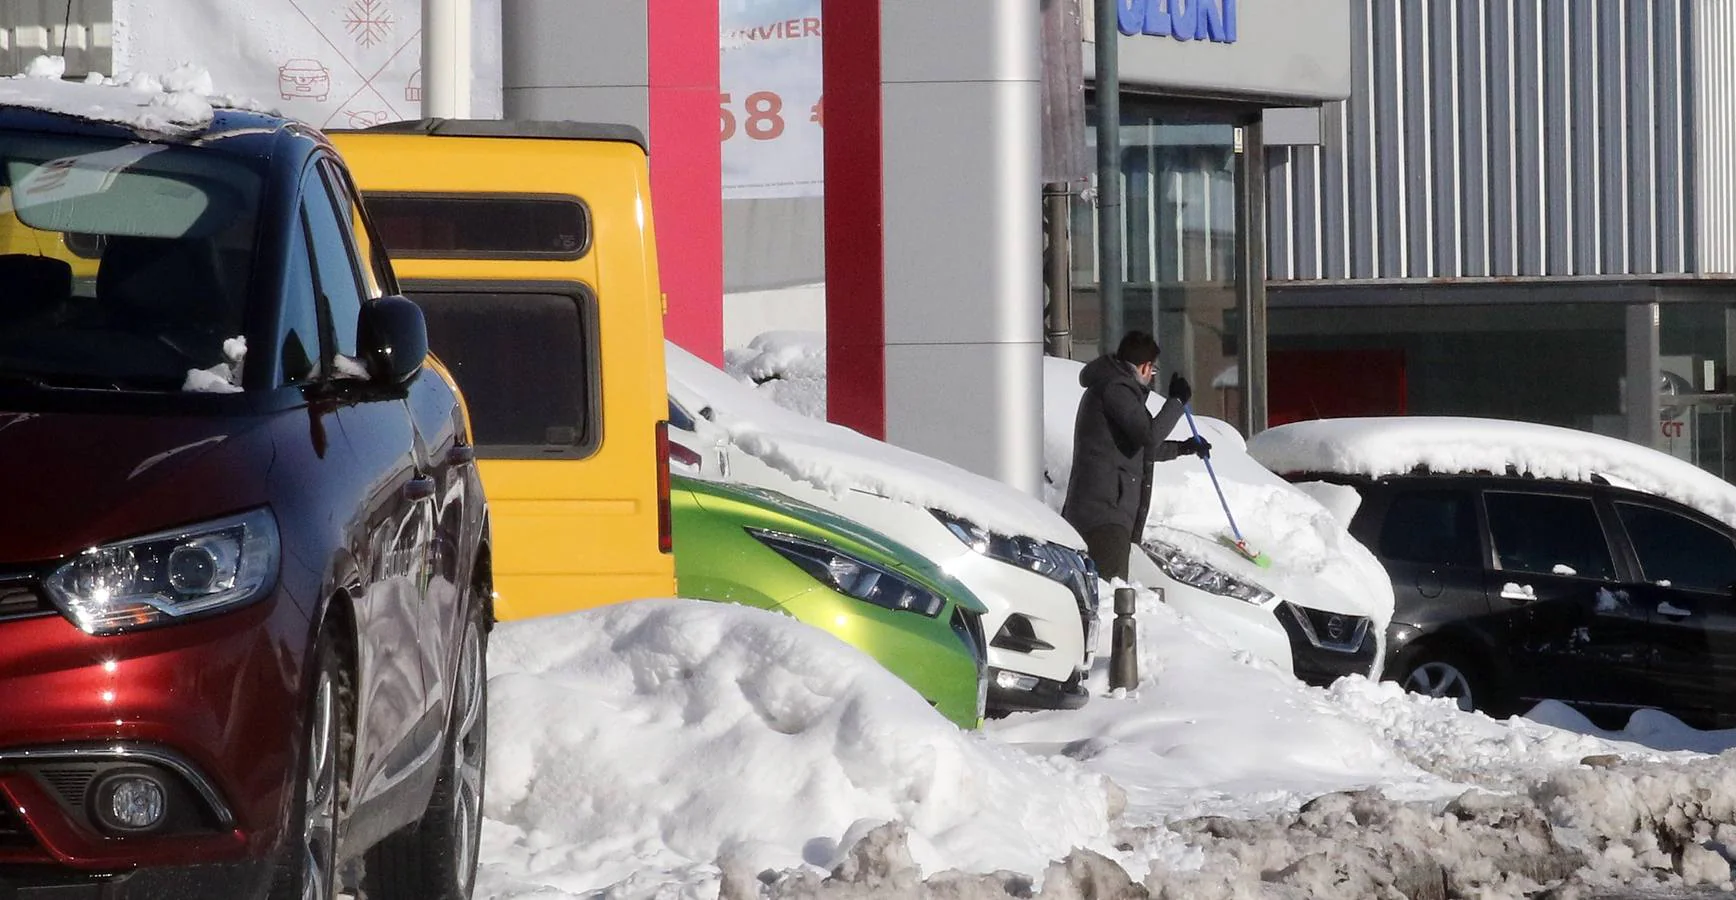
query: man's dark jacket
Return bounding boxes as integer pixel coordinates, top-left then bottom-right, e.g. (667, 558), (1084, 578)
(1062, 355), (1186, 534)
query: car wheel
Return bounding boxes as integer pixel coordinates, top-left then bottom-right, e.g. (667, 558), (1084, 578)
(269, 635), (347, 900)
(1399, 651), (1486, 714)
(362, 601), (488, 900)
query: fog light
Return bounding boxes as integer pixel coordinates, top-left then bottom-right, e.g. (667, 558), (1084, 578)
(994, 670), (1040, 692)
(96, 773), (166, 832)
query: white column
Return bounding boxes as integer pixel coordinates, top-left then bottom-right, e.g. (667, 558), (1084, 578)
(880, 0), (1045, 495)
(423, 0), (473, 118)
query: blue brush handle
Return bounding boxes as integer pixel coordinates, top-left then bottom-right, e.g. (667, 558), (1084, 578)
(1182, 403), (1246, 544)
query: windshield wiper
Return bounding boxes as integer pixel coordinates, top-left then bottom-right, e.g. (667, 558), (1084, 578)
(0, 372), (142, 392)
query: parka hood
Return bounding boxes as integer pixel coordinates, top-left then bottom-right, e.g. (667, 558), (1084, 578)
(1079, 355), (1145, 393)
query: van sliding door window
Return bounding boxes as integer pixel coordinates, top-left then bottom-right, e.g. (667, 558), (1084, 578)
(405, 287), (598, 457)
(364, 194), (589, 260)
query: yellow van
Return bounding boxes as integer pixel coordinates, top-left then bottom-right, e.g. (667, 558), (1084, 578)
(331, 119), (674, 619)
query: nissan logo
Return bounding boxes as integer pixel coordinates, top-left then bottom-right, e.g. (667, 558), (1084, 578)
(1325, 615), (1346, 642)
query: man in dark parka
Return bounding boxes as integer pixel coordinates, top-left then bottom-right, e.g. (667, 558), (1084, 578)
(1062, 331), (1210, 581)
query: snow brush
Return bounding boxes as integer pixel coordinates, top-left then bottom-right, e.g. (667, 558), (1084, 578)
(1182, 404), (1271, 569)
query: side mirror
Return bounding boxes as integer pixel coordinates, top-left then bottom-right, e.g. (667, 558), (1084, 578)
(359, 295), (428, 385)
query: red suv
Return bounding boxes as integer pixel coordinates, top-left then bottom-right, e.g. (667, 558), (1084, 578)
(0, 100), (490, 898)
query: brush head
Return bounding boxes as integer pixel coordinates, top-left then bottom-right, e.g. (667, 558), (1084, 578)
(1217, 534), (1273, 568)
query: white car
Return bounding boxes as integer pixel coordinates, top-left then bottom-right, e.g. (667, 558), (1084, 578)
(1042, 357), (1394, 685)
(666, 343), (1099, 713)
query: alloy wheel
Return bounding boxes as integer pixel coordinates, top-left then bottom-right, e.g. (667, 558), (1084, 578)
(450, 620), (485, 882)
(1404, 660), (1475, 712)
(301, 668), (339, 900)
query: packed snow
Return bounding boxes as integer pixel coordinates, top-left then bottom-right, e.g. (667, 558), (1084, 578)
(472, 338), (1736, 899)
(2, 54), (264, 138)
(667, 339), (1083, 548)
(1248, 415), (1736, 530)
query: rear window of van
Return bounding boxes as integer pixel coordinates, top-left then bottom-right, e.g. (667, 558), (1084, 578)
(365, 193), (589, 259)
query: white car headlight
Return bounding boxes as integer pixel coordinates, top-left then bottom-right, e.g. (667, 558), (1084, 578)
(1141, 539), (1273, 605)
(931, 509), (1073, 581)
(45, 508), (281, 635)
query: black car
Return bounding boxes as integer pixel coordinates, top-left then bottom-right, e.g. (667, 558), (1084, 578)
(1287, 469), (1736, 728)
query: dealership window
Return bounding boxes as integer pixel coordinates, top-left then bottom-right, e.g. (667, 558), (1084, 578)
(1070, 98), (1262, 432)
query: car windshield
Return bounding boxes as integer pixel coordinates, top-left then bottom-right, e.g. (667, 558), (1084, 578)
(0, 130), (263, 392)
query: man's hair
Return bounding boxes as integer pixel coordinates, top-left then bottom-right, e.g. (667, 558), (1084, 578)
(1115, 331), (1160, 367)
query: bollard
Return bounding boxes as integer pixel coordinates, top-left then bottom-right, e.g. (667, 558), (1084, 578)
(1109, 586), (1142, 690)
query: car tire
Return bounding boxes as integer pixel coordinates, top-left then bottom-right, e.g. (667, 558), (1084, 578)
(269, 633), (348, 900)
(1398, 649), (1499, 715)
(361, 601), (488, 900)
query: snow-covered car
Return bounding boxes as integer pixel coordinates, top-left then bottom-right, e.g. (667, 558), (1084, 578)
(666, 342), (1099, 714)
(1248, 415), (1736, 728)
(1042, 357), (1395, 686)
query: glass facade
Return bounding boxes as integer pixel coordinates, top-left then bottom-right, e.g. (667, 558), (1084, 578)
(1068, 98), (1259, 428)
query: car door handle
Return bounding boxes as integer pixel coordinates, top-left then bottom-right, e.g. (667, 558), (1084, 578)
(402, 474), (436, 501)
(1500, 581), (1536, 602)
(447, 444), (475, 465)
(1657, 600), (1694, 618)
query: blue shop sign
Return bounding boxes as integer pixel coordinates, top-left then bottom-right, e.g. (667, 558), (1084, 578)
(1118, 0), (1238, 44)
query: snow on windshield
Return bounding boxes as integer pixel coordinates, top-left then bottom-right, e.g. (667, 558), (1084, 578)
(1042, 356), (1395, 623)
(665, 340), (1085, 548)
(1246, 416), (1736, 528)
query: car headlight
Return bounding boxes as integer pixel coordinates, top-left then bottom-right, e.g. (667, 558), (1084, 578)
(45, 508), (281, 635)
(930, 509), (1071, 582)
(1141, 539), (1273, 605)
(747, 528), (945, 618)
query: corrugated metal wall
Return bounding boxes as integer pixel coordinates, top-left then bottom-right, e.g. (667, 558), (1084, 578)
(0, 0), (112, 78)
(1268, 0), (1710, 281)
(1698, 0), (1736, 275)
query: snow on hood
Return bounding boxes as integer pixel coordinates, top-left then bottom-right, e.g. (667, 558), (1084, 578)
(1042, 356), (1393, 623)
(1246, 416), (1736, 529)
(667, 340), (1085, 548)
(722, 330), (828, 420)
(478, 600), (1115, 896)
(2, 55), (265, 138)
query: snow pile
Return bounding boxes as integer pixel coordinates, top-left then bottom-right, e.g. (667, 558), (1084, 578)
(667, 341), (1084, 547)
(724, 330), (828, 420)
(478, 600), (1115, 898)
(1042, 356), (1394, 625)
(2, 55), (267, 138)
(1247, 416), (1736, 529)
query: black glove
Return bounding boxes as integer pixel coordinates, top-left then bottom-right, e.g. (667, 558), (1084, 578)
(1167, 372), (1192, 406)
(1180, 436), (1212, 458)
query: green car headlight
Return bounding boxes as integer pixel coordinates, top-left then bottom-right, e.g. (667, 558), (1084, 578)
(1141, 539), (1273, 605)
(748, 529), (945, 617)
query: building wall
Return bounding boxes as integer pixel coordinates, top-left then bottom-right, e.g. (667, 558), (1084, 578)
(1268, 0), (1719, 282)
(1697, 0), (1736, 275)
(1, 0), (111, 77)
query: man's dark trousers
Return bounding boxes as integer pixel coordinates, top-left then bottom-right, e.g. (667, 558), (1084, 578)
(1082, 524), (1132, 582)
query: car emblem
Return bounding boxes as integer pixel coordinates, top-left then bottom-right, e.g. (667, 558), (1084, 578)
(1325, 615), (1346, 642)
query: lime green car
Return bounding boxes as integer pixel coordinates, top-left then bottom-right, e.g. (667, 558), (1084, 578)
(670, 474), (989, 728)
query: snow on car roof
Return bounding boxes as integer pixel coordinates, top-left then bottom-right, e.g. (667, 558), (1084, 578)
(665, 340), (1086, 548)
(1246, 416), (1736, 528)
(1, 55), (266, 138)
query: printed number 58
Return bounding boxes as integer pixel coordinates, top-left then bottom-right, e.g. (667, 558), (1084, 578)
(720, 92), (786, 142)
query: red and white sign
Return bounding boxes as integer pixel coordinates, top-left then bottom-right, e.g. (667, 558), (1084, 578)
(721, 0), (824, 200)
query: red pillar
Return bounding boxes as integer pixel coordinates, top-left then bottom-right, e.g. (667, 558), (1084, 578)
(648, 0), (724, 364)
(820, 0), (885, 438)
